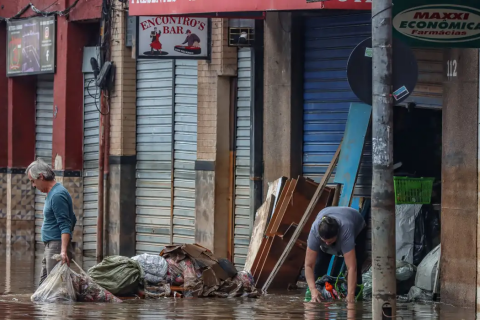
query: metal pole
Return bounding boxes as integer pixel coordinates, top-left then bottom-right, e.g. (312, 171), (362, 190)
(250, 19), (264, 230)
(97, 92), (105, 263)
(371, 0), (396, 318)
(103, 89), (110, 257)
(96, 4), (108, 263)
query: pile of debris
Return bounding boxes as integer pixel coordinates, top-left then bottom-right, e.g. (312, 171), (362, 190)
(90, 244), (259, 299)
(149, 244), (259, 298)
(32, 244), (259, 303)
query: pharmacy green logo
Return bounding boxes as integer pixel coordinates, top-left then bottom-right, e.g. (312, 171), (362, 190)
(393, 4), (480, 43)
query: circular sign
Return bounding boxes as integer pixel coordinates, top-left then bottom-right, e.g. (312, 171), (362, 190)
(347, 37), (418, 106)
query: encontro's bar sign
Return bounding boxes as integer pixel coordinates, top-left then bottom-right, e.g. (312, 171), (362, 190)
(129, 0), (371, 16)
(393, 1), (480, 48)
(136, 16), (210, 60)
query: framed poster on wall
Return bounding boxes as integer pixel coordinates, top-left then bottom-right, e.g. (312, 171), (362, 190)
(136, 16), (211, 60)
(6, 16), (56, 77)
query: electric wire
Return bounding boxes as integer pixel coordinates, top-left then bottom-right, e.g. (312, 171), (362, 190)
(0, 0), (80, 21)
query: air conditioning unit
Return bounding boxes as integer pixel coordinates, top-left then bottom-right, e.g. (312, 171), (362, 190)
(228, 19), (255, 47)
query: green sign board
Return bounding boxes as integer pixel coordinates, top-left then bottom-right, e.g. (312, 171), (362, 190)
(393, 0), (480, 47)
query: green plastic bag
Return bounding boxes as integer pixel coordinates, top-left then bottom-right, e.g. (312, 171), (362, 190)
(88, 256), (145, 295)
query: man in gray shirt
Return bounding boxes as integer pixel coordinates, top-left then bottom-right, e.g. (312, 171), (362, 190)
(305, 206), (367, 303)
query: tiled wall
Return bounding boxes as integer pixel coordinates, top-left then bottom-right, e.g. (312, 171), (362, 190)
(6, 173), (35, 249)
(0, 172), (7, 245)
(0, 172), (84, 256)
(0, 172), (7, 219)
(0, 218), (5, 246)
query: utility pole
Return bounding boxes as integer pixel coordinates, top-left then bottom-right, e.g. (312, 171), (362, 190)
(371, 0), (396, 318)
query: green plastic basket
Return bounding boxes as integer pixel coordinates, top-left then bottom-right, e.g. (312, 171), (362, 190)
(393, 177), (435, 205)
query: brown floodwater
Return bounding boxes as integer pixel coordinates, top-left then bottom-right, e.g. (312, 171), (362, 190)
(0, 248), (475, 319)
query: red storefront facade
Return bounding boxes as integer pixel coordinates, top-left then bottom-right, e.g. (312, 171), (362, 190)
(0, 0), (102, 262)
(129, 0), (371, 16)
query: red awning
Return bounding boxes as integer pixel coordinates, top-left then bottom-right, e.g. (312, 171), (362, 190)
(129, 0), (372, 17)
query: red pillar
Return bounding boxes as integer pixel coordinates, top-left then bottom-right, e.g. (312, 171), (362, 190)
(0, 24), (8, 169)
(8, 77), (36, 169)
(51, 17), (89, 262)
(0, 23), (8, 243)
(51, 17), (87, 171)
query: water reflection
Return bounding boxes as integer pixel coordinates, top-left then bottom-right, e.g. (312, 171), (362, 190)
(0, 248), (476, 320)
(0, 297), (475, 320)
(0, 247), (37, 295)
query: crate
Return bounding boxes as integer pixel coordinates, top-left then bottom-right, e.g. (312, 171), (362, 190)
(393, 177), (435, 205)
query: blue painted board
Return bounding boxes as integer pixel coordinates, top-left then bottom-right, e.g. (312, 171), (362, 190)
(334, 103), (372, 207)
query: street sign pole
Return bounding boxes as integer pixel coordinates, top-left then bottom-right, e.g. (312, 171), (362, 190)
(371, 0), (397, 318)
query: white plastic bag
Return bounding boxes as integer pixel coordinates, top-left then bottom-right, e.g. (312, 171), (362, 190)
(396, 204), (422, 264)
(132, 253), (168, 284)
(31, 255), (76, 303)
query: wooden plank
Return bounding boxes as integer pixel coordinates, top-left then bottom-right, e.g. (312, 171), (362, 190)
(267, 177), (287, 223)
(261, 142), (342, 292)
(265, 179), (296, 236)
(265, 178), (298, 237)
(253, 237), (274, 287)
(244, 177), (286, 273)
(272, 177), (321, 238)
(265, 179), (297, 237)
(334, 103), (372, 207)
(268, 179), (291, 230)
(244, 194), (275, 273)
(255, 236), (289, 288)
(250, 236), (268, 279)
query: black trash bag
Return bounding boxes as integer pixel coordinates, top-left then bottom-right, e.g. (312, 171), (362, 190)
(414, 205), (441, 266)
(425, 206), (441, 249)
(413, 209), (426, 266)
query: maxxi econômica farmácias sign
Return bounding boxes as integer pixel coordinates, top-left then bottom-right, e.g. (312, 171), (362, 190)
(393, 1), (480, 47)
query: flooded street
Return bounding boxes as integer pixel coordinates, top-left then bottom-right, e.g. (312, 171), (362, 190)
(0, 248), (475, 319)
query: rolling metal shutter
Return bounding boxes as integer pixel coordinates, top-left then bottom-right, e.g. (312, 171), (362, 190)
(136, 60), (174, 254)
(404, 48), (443, 109)
(172, 60), (197, 245)
(82, 73), (100, 270)
(303, 12), (444, 256)
(135, 60), (198, 253)
(303, 13), (444, 197)
(233, 48), (252, 269)
(303, 11), (372, 197)
(34, 74), (54, 262)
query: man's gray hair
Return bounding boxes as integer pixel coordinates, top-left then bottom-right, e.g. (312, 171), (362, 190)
(27, 158), (55, 181)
